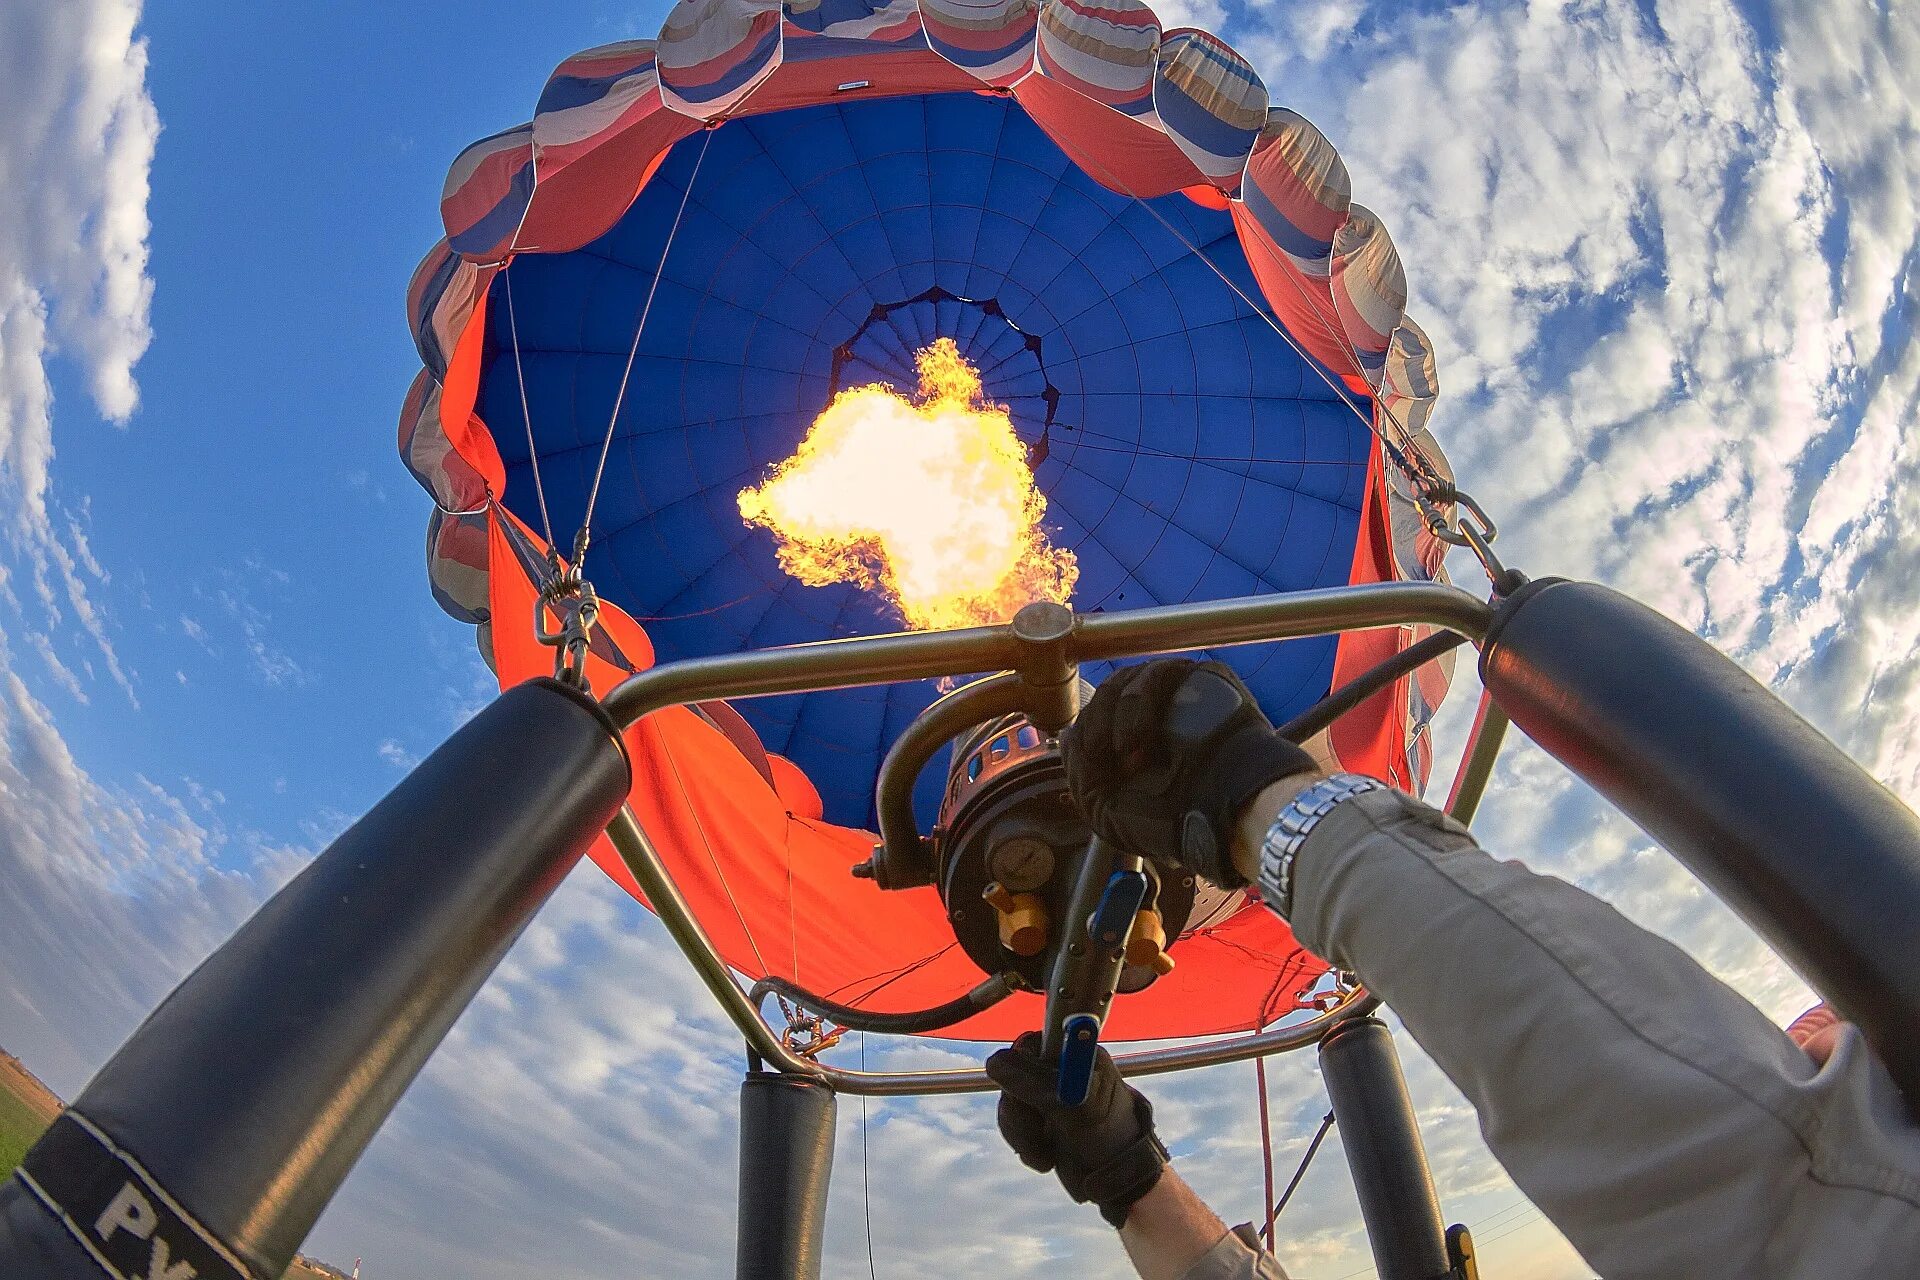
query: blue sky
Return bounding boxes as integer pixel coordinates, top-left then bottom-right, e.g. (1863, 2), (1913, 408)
(21, 3), (653, 859)
(3, 1), (1917, 1277)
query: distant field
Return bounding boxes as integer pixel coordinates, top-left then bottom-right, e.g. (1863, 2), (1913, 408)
(1, 1060), (350, 1279)
(0, 1083), (52, 1176)
(0, 1052), (59, 1178)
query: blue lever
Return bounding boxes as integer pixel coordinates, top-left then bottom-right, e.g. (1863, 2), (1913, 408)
(1056, 1014), (1102, 1106)
(1088, 870), (1150, 949)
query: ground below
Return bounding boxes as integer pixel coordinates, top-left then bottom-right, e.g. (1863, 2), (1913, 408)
(1, 1049), (352, 1279)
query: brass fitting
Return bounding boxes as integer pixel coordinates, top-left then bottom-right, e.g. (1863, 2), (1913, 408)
(982, 881), (1050, 957)
(1124, 909), (1176, 976)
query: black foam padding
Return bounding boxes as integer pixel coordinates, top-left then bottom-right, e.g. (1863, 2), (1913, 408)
(1, 678), (630, 1280)
(1482, 580), (1920, 1111)
(5, 1111), (250, 1280)
(1319, 1018), (1451, 1280)
(0, 1172), (106, 1280)
(737, 1073), (837, 1280)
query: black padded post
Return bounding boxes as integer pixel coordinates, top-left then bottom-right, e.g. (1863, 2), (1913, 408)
(737, 1072), (837, 1280)
(1319, 1018), (1450, 1280)
(1482, 579), (1920, 1109)
(0, 679), (631, 1280)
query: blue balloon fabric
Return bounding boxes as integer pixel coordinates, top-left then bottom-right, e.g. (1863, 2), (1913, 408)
(476, 92), (1372, 827)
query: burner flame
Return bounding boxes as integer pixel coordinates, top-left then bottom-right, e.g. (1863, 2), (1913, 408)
(738, 339), (1077, 631)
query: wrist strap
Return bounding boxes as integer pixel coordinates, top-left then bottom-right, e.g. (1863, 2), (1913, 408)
(1088, 1094), (1170, 1228)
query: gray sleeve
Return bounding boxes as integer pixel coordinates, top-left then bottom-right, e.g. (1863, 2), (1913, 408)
(1179, 1224), (1290, 1280)
(1283, 788), (1920, 1280)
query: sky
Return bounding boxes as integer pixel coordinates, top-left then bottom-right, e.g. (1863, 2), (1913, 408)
(0, 0), (1916, 1277)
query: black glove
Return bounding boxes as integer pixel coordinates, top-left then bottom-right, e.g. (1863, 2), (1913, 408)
(1062, 659), (1316, 888)
(986, 1032), (1168, 1227)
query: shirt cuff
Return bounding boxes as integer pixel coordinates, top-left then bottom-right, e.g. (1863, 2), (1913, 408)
(1177, 1223), (1288, 1280)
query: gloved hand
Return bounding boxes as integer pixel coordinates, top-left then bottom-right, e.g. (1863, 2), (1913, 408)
(1062, 659), (1317, 888)
(986, 1031), (1168, 1227)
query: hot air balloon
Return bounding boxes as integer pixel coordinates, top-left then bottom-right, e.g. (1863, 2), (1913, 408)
(399, 0), (1461, 1043)
(14, 12), (1920, 1280)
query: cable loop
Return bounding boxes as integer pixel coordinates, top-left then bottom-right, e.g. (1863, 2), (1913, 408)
(776, 997), (846, 1060)
(1420, 485), (1507, 583)
(534, 570), (600, 689)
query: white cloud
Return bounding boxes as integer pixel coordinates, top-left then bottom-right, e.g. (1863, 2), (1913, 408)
(0, 0), (157, 703)
(27, 630), (88, 704)
(187, 569), (309, 688)
(0, 1), (156, 451)
(29, 505), (137, 703)
(1149, 0), (1230, 38)
(0, 671), (291, 1091)
(376, 738), (418, 770)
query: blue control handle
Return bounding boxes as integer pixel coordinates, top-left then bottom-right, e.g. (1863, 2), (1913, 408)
(1056, 1014), (1103, 1107)
(1053, 870), (1150, 1103)
(1088, 869), (1150, 949)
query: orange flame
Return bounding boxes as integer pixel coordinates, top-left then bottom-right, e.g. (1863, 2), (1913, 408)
(738, 339), (1077, 631)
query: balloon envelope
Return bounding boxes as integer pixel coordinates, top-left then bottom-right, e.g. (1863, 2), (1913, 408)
(401, 9), (1455, 1040)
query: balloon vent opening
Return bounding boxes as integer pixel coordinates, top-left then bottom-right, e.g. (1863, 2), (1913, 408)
(737, 339), (1078, 631)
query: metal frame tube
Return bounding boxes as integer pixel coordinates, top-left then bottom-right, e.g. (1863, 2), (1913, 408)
(602, 583), (1490, 729)
(872, 673), (1030, 886)
(601, 582), (1499, 1096)
(1445, 691), (1510, 827)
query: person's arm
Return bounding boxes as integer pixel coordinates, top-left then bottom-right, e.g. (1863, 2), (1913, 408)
(1233, 785), (1920, 1278)
(1117, 1168), (1230, 1280)
(985, 1034), (1293, 1279)
(1057, 657), (1920, 1278)
(1119, 1168), (1290, 1280)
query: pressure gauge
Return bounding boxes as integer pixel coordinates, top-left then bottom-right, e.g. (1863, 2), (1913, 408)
(988, 832), (1055, 892)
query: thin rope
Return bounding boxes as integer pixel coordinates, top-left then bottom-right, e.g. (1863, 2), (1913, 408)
(1256, 1057), (1278, 1252)
(657, 732), (773, 976)
(1069, 144), (1448, 495)
(823, 943), (955, 1007)
(1070, 150), (1375, 434)
(859, 1032), (879, 1280)
(1471, 1207), (1545, 1246)
(503, 263), (556, 551)
(1270, 1110), (1335, 1224)
(1055, 435), (1370, 467)
(1251, 228), (1449, 496)
(627, 591), (757, 622)
(1463, 1199), (1537, 1234)
(579, 127), (716, 569)
(1184, 185), (1448, 497)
